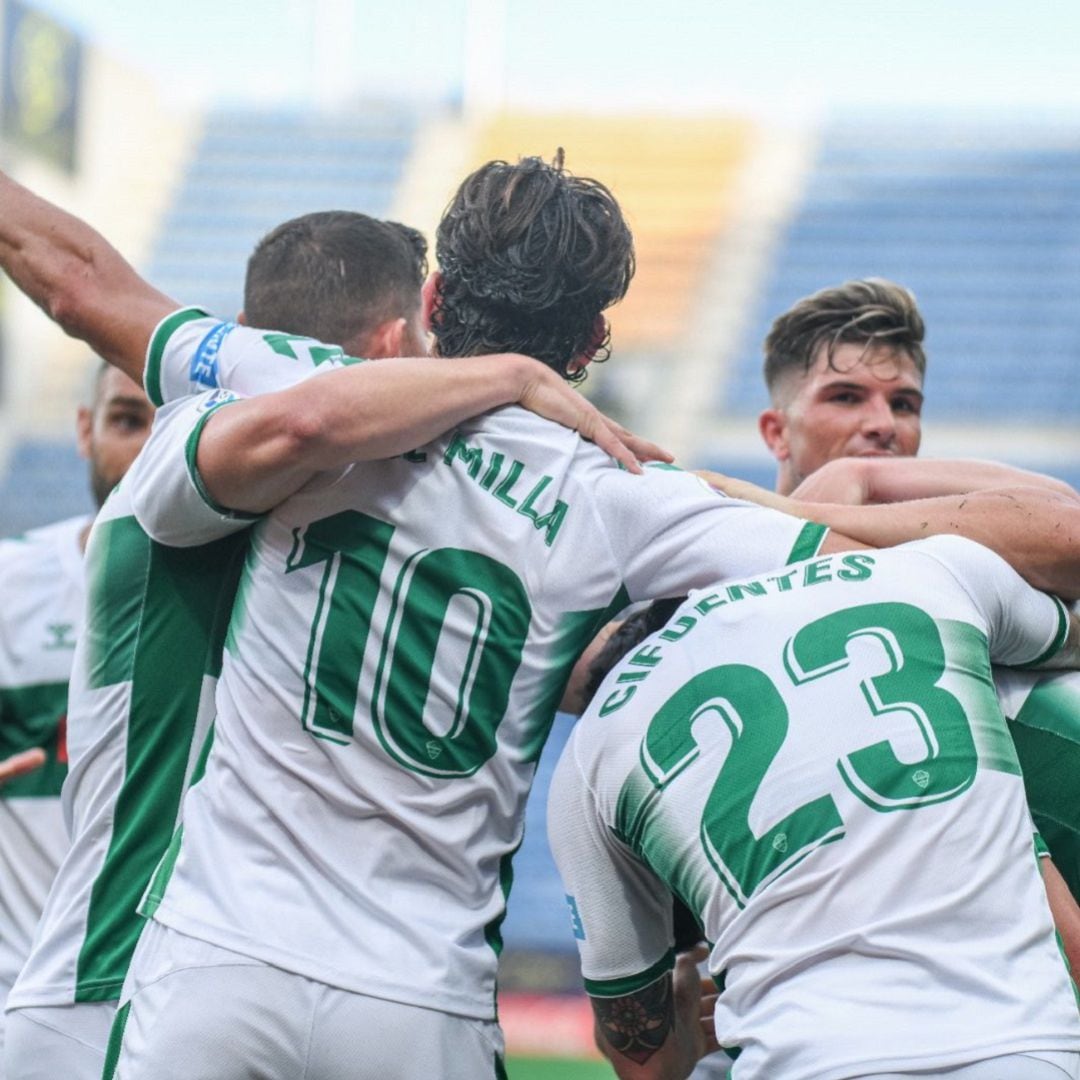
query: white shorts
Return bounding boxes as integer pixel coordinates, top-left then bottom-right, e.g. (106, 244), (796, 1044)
(852, 1052), (1080, 1079)
(4, 1001), (116, 1080)
(109, 920), (506, 1079)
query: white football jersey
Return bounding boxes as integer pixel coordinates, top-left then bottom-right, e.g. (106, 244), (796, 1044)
(549, 537), (1079, 1080)
(133, 309), (825, 1020)
(7, 394), (255, 1010)
(0, 515), (86, 1006)
(996, 655), (1080, 901)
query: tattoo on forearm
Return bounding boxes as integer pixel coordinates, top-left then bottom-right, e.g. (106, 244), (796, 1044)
(593, 976), (674, 1066)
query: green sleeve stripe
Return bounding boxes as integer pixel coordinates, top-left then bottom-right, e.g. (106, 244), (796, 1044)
(785, 521), (828, 565)
(183, 404), (262, 522)
(583, 948), (675, 998)
(1018, 596), (1070, 670)
(1034, 831), (1050, 859)
(145, 306), (212, 407)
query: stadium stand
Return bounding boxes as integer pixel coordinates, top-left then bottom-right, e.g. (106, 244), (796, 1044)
(472, 113), (753, 353)
(724, 121), (1080, 423)
(147, 107), (417, 320)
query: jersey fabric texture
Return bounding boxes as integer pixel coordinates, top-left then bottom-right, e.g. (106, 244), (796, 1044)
(549, 537), (1078, 1080)
(110, 921), (506, 1080)
(0, 515), (85, 1015)
(998, 658), (1080, 900)
(128, 308), (826, 1022)
(7, 334), (340, 1016)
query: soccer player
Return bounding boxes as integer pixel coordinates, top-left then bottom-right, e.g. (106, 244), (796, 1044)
(1, 159), (1080, 1078)
(549, 543), (1080, 1080)
(750, 278), (1080, 906)
(0, 361), (152, 1074)
(3, 210), (647, 1080)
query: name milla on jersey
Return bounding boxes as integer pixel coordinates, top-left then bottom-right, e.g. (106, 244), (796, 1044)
(443, 431), (568, 547)
(598, 553), (877, 719)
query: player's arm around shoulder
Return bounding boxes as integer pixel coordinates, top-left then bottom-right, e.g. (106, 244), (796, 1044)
(591, 947), (719, 1080)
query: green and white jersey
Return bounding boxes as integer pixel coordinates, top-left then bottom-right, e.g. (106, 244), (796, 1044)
(997, 648), (1080, 901)
(134, 308), (825, 1021)
(549, 537), (1078, 1080)
(7, 393), (253, 1010)
(0, 515), (85, 1004)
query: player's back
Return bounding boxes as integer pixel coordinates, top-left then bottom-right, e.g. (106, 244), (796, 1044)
(561, 537), (1079, 1079)
(145, 403), (815, 1021)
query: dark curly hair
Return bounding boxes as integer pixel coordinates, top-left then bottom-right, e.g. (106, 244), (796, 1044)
(432, 151), (635, 382)
(244, 211), (427, 350)
(764, 278), (926, 400)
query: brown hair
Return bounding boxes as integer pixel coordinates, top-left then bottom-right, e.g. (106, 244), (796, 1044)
(244, 211), (427, 348)
(432, 151), (634, 382)
(763, 278), (926, 398)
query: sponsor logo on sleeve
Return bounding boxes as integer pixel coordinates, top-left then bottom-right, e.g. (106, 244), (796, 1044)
(190, 322), (236, 388)
(565, 894), (586, 940)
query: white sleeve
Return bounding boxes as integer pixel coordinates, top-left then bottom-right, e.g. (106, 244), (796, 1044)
(126, 390), (261, 547)
(593, 464), (828, 603)
(144, 307), (363, 406)
(547, 729), (675, 997)
(922, 535), (1070, 668)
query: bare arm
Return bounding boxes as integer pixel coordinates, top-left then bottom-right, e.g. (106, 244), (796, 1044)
(700, 472), (1080, 601)
(792, 457), (1080, 506)
(1042, 857), (1080, 978)
(0, 748), (46, 784)
(0, 171), (176, 380)
(196, 354), (672, 513)
(591, 947), (718, 1080)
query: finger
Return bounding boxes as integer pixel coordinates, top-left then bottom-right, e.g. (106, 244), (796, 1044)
(585, 417), (643, 474)
(617, 429), (674, 465)
(0, 748), (47, 783)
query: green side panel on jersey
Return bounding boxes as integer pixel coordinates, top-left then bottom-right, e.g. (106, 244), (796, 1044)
(101, 1000), (131, 1080)
(84, 517), (152, 688)
(520, 585), (632, 765)
(75, 522), (247, 1000)
(582, 948), (674, 998)
(0, 682), (68, 797)
(785, 521), (828, 565)
(144, 306), (210, 407)
(1009, 675), (1080, 901)
(937, 619), (1021, 778)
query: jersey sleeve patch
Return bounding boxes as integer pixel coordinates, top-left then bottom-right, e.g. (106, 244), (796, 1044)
(145, 307), (213, 406)
(189, 321), (237, 390)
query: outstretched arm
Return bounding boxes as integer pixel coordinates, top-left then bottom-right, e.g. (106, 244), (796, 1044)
(791, 457), (1080, 506)
(195, 354), (671, 513)
(0, 171), (176, 380)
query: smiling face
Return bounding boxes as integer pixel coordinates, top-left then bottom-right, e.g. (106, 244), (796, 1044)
(759, 342), (924, 494)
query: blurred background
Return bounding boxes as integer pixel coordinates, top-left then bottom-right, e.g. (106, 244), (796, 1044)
(1, 1), (1078, 1073)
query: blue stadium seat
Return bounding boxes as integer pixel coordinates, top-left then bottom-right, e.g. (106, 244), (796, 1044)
(724, 125), (1080, 421)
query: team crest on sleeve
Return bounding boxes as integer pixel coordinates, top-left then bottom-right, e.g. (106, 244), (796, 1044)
(196, 388), (239, 413)
(190, 322), (236, 388)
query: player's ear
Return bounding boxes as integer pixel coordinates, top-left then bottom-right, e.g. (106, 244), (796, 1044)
(758, 408), (790, 462)
(75, 405), (93, 460)
(236, 311), (248, 326)
(421, 272), (442, 334)
(365, 316), (408, 360)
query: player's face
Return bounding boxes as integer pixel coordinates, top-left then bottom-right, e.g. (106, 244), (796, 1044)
(765, 343), (923, 492)
(77, 367), (154, 508)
